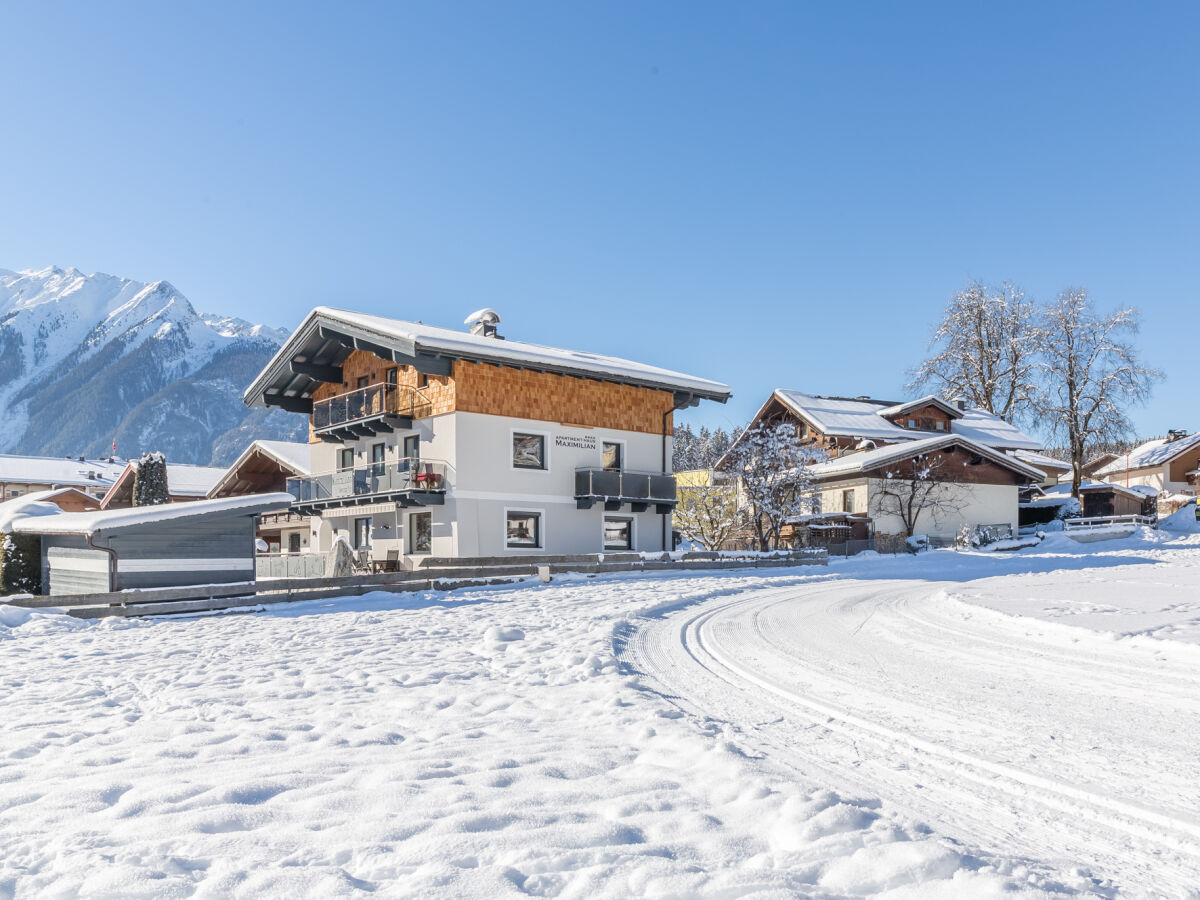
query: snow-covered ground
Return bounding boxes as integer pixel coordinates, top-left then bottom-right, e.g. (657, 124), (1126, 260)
(3, 529), (1199, 897)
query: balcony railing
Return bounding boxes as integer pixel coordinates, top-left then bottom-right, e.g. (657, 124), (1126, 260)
(287, 458), (448, 509)
(258, 510), (310, 527)
(313, 383), (433, 432)
(575, 468), (677, 512)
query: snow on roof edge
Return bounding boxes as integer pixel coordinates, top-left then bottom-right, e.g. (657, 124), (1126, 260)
(245, 307), (732, 406)
(9, 492), (295, 535)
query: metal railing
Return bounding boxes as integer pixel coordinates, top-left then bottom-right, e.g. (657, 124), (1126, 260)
(258, 510), (309, 527)
(312, 383), (433, 430)
(287, 457), (448, 504)
(1064, 514), (1157, 530)
(574, 468), (677, 503)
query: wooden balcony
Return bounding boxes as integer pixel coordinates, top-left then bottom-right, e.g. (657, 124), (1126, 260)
(312, 383), (434, 443)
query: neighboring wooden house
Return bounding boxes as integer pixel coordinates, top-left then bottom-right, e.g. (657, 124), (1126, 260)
(1011, 450), (1071, 488)
(207, 440), (313, 553)
(100, 462), (227, 509)
(0, 454), (125, 502)
(2, 487), (103, 513)
(805, 435), (1044, 540)
(1081, 453), (1121, 480)
(723, 390), (1048, 541)
(242, 307), (730, 565)
(5, 493), (293, 595)
(1094, 431), (1200, 497)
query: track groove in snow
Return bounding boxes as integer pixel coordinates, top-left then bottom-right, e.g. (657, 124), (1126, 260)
(622, 576), (1200, 894)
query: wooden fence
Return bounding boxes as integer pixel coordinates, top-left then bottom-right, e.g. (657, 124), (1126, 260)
(4, 550), (828, 619)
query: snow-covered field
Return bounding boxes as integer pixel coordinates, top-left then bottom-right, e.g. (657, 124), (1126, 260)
(3, 529), (1200, 897)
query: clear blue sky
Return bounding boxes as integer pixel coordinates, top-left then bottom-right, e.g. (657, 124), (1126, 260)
(1, 2), (1195, 437)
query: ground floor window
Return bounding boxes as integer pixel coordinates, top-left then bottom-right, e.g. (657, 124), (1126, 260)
(506, 510), (542, 549)
(604, 516), (633, 550)
(352, 517), (371, 550)
(409, 511), (432, 554)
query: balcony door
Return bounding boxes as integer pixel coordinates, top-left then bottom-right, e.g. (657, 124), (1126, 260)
(602, 441), (623, 472)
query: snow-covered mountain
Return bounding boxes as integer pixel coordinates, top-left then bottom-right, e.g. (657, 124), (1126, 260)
(0, 266), (307, 465)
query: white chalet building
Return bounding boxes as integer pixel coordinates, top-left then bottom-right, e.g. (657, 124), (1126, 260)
(243, 308), (730, 565)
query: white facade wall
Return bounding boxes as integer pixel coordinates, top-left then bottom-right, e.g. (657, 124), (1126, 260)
(865, 478), (1019, 539)
(305, 410), (672, 562)
(1100, 468), (1167, 493)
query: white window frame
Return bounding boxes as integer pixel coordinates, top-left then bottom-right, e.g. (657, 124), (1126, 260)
(408, 510), (433, 555)
(602, 515), (635, 551)
(504, 506), (546, 551)
(510, 428), (551, 473)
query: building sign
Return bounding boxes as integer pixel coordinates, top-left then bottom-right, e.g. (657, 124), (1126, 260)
(555, 434), (597, 451)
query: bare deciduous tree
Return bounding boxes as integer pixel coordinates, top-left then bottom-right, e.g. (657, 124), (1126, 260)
(908, 281), (1040, 422)
(724, 423), (825, 550)
(673, 477), (745, 551)
(1038, 288), (1163, 498)
(871, 451), (969, 537)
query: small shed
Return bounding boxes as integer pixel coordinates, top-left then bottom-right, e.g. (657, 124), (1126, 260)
(7, 493), (292, 596)
(1078, 482), (1156, 519)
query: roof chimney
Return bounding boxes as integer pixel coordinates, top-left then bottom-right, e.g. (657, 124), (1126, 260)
(464, 308), (502, 339)
(1167, 429), (1190, 443)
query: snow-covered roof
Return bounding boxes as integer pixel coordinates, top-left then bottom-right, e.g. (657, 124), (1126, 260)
(1042, 480), (1150, 500)
(165, 465), (227, 497)
(0, 489), (101, 532)
(207, 440), (312, 498)
(876, 395), (964, 420)
(253, 441), (312, 475)
(1095, 433), (1200, 477)
(246, 307), (732, 407)
(772, 391), (1042, 450)
(7, 492), (295, 536)
(809, 434), (1047, 482)
(1012, 450), (1072, 473)
(0, 454), (126, 488)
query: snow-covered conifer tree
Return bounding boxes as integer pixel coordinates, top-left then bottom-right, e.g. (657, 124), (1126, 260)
(133, 452), (170, 507)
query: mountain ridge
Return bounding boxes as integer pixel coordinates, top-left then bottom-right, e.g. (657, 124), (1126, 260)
(0, 266), (307, 465)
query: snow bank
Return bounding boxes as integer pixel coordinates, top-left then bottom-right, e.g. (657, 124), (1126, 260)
(1162, 501), (1199, 533)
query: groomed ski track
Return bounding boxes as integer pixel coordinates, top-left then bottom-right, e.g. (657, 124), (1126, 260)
(620, 577), (1200, 894)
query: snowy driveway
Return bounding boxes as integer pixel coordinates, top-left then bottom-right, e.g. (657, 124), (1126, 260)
(3, 533), (1199, 897)
(623, 564), (1200, 894)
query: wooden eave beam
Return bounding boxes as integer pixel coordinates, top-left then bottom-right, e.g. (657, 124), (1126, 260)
(290, 359), (343, 383)
(263, 393), (314, 414)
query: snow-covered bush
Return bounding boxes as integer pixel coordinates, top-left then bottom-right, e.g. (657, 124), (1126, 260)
(905, 534), (929, 554)
(133, 452), (170, 507)
(1, 533), (41, 596)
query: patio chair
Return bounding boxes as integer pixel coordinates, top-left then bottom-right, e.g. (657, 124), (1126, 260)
(373, 549), (400, 573)
(353, 548), (372, 575)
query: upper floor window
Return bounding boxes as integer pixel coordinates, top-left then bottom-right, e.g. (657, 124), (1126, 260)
(842, 489), (855, 513)
(338, 448), (355, 471)
(513, 433), (546, 470)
